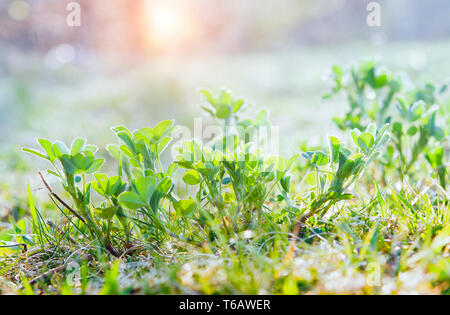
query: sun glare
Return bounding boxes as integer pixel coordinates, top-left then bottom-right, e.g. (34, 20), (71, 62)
(145, 0), (193, 50)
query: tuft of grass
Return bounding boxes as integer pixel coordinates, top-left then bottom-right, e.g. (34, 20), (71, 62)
(0, 61), (448, 295)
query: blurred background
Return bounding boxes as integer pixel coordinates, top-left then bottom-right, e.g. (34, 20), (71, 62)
(1, 0), (450, 199)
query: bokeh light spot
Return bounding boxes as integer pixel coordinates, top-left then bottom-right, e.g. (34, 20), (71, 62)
(8, 0), (30, 21)
(145, 0), (194, 50)
(44, 44), (76, 69)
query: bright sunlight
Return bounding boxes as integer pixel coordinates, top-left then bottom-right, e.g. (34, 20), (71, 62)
(145, 0), (194, 49)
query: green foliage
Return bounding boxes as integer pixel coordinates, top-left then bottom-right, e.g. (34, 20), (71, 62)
(299, 124), (389, 223)
(325, 61), (402, 129)
(100, 261), (121, 295)
(326, 60), (449, 188)
(22, 120), (177, 256)
(201, 89), (246, 126)
(13, 69), (449, 295)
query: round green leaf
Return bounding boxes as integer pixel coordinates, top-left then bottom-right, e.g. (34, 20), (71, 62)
(118, 191), (146, 210)
(183, 170), (201, 185)
(173, 198), (196, 217)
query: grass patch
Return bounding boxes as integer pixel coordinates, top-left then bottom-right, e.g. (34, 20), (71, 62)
(0, 60), (448, 295)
